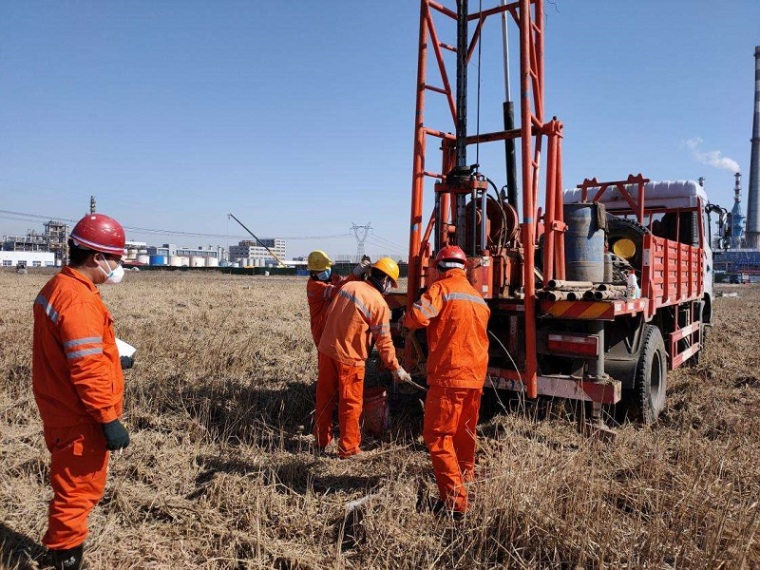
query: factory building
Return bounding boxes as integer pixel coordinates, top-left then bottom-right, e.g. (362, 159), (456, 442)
(229, 238), (286, 266)
(145, 244), (224, 267)
(0, 251), (56, 268)
(2, 220), (69, 265)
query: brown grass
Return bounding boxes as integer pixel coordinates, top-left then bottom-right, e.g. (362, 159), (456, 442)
(1, 270), (759, 569)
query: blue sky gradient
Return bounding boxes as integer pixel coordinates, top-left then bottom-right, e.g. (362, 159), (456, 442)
(2, 1), (759, 259)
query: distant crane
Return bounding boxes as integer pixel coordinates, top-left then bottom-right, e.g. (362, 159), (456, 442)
(227, 213), (286, 267)
(351, 222), (371, 260)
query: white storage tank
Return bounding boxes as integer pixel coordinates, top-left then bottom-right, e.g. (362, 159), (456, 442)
(190, 256), (205, 267)
(137, 254), (150, 264)
(127, 249), (138, 260)
(170, 255), (189, 267)
(206, 257), (219, 267)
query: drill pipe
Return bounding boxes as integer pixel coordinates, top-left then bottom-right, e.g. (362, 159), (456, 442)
(593, 290), (625, 300)
(547, 279), (595, 290)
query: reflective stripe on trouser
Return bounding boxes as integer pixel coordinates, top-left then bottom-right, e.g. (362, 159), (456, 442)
(422, 385), (482, 513)
(314, 352), (365, 457)
(42, 423), (109, 550)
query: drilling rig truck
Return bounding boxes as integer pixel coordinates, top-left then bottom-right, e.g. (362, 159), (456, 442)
(387, 0), (729, 426)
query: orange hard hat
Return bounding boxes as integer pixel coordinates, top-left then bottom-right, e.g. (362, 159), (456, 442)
(70, 214), (126, 256)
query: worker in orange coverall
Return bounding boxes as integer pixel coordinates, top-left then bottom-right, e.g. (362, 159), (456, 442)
(305, 250), (371, 347)
(315, 257), (412, 457)
(403, 245), (490, 519)
(32, 213), (131, 570)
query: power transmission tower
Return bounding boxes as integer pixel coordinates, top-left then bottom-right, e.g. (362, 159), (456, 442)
(350, 222), (371, 261)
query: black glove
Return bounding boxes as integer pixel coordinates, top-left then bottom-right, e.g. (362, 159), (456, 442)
(120, 355), (134, 370)
(102, 419), (130, 451)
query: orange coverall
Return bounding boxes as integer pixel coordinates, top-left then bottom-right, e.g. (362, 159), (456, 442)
(404, 268), (490, 513)
(32, 266), (124, 550)
(306, 273), (355, 347)
(315, 280), (400, 457)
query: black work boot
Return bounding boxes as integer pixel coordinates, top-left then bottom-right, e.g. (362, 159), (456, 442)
(43, 543), (85, 570)
(432, 499), (465, 521)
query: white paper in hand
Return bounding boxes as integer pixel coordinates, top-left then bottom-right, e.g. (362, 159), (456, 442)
(115, 338), (137, 358)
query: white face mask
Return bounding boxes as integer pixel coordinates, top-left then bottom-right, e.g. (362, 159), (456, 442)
(96, 255), (125, 285)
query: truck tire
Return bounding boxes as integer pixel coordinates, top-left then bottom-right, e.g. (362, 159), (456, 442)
(629, 324), (667, 424)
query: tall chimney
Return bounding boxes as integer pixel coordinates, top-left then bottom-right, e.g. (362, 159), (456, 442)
(746, 46), (760, 248)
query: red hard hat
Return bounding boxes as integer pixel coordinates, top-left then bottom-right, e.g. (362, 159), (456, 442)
(434, 245), (467, 265)
(70, 214), (126, 256)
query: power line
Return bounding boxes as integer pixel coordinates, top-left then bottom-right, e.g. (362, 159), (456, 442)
(367, 233), (407, 251)
(0, 208), (352, 242)
(364, 236), (406, 257)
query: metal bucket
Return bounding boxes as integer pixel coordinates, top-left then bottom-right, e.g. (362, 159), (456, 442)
(563, 203), (605, 283)
(362, 387), (389, 437)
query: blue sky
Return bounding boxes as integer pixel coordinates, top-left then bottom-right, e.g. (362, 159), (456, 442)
(2, 1), (759, 260)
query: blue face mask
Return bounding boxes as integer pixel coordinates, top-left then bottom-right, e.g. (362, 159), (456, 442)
(317, 268), (331, 281)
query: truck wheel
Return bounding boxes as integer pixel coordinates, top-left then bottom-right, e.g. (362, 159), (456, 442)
(631, 324), (667, 424)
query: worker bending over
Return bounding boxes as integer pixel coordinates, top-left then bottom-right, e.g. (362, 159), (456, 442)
(33, 214), (131, 570)
(404, 246), (490, 519)
(305, 250), (370, 347)
(315, 257), (411, 457)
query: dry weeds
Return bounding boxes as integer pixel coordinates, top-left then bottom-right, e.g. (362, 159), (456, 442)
(1, 270), (758, 569)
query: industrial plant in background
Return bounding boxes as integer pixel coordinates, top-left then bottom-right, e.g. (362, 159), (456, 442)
(0, 197), (299, 270)
(1, 220), (67, 269)
(714, 45), (760, 283)
(1, 223), (291, 270)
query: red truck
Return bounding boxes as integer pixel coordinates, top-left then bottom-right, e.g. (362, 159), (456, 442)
(387, 0), (728, 426)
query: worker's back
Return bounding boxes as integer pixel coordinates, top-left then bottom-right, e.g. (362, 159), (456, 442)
(414, 269), (490, 388)
(318, 280), (396, 369)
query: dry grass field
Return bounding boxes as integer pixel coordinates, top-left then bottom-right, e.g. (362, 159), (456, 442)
(1, 270), (758, 569)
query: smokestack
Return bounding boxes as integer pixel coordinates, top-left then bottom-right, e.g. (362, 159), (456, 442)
(746, 46), (760, 248)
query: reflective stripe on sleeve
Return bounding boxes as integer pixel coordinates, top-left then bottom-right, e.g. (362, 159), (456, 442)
(34, 295), (59, 323)
(66, 347), (104, 360)
(414, 300), (438, 319)
(370, 323), (390, 336)
(63, 336), (102, 348)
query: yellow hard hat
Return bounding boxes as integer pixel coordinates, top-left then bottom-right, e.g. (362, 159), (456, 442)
(372, 257), (399, 287)
(307, 250), (333, 271)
